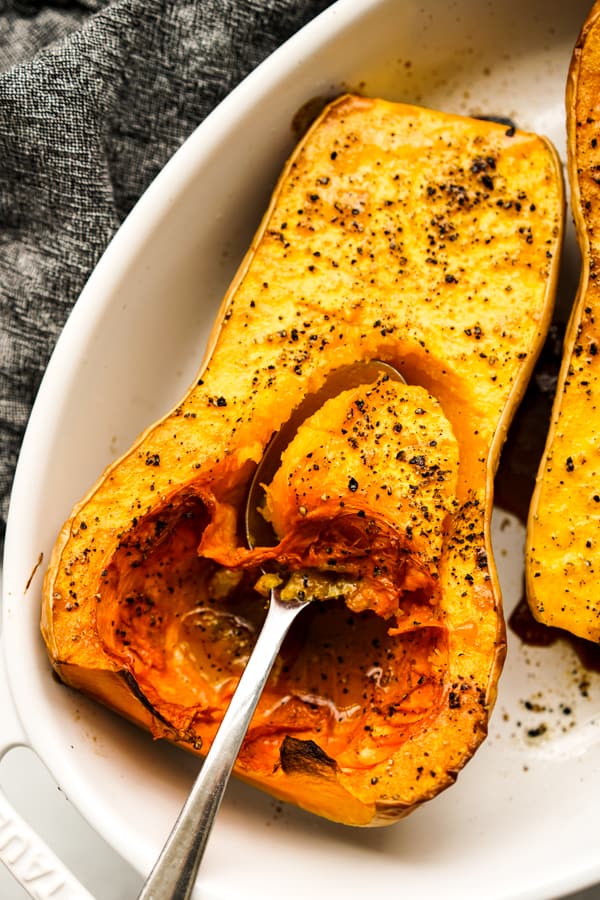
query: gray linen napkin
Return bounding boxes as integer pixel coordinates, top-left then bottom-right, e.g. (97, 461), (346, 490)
(0, 0), (331, 548)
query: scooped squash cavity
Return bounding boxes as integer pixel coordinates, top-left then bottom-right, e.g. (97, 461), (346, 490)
(42, 95), (564, 825)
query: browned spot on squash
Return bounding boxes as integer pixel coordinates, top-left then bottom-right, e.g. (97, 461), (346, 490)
(119, 670), (176, 731)
(279, 736), (337, 776)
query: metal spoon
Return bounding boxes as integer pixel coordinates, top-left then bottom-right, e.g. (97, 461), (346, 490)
(137, 359), (403, 900)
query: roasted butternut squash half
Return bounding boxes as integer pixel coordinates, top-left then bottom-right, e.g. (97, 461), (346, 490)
(527, 5), (600, 642)
(43, 96), (563, 825)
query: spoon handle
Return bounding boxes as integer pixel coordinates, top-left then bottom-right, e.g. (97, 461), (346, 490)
(137, 589), (305, 900)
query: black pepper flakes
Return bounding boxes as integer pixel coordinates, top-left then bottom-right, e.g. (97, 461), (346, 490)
(527, 724), (547, 739)
(476, 548), (488, 569)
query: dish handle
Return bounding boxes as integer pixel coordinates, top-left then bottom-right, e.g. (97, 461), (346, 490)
(0, 648), (95, 900)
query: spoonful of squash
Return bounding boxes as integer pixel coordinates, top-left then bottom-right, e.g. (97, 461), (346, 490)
(137, 359), (404, 900)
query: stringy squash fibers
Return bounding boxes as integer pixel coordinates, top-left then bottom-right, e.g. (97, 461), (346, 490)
(527, 2), (600, 642)
(42, 96), (564, 825)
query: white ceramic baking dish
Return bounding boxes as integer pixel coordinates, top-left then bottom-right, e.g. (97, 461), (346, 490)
(3, 1), (600, 897)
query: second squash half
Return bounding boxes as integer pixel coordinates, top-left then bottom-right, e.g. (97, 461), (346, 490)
(527, 4), (600, 642)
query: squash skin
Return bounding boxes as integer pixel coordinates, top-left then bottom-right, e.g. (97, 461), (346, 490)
(42, 96), (564, 825)
(526, 6), (600, 642)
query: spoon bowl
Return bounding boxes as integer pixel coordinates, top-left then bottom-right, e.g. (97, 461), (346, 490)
(245, 359), (405, 549)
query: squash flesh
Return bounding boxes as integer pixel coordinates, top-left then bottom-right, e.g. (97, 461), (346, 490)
(42, 96), (564, 824)
(262, 377), (458, 617)
(526, 5), (600, 641)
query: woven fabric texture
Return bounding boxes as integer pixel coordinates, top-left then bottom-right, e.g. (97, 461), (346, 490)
(0, 0), (331, 547)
